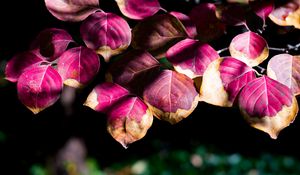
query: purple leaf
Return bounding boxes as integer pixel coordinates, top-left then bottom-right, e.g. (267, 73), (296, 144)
(216, 4), (249, 26)
(238, 76), (298, 139)
(267, 54), (300, 95)
(200, 57), (256, 107)
(229, 31), (269, 66)
(107, 96), (153, 148)
(166, 39), (219, 79)
(116, 0), (161, 20)
(44, 0), (100, 22)
(143, 70), (199, 124)
(57, 46), (100, 88)
(189, 3), (226, 42)
(170, 11), (197, 38)
(132, 14), (188, 58)
(250, 0), (274, 22)
(30, 28), (74, 61)
(5, 51), (45, 82)
(81, 12), (132, 62)
(84, 82), (129, 113)
(17, 65), (63, 114)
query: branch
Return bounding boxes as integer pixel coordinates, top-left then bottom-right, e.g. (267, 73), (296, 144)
(217, 47), (229, 54)
(269, 43), (300, 53)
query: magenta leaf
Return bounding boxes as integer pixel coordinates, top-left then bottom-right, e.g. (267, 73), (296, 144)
(166, 39), (219, 79)
(143, 70), (199, 124)
(57, 46), (100, 88)
(132, 14), (188, 58)
(116, 0), (161, 20)
(267, 54), (300, 95)
(238, 76), (298, 139)
(170, 11), (197, 38)
(250, 0), (274, 22)
(189, 3), (226, 42)
(5, 51), (45, 82)
(17, 65), (63, 114)
(229, 31), (269, 66)
(44, 0), (100, 22)
(84, 82), (129, 113)
(30, 28), (74, 61)
(107, 96), (153, 148)
(200, 57), (256, 107)
(81, 12), (131, 62)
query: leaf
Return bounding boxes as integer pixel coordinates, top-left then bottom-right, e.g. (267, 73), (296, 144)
(84, 82), (129, 113)
(44, 0), (100, 22)
(267, 54), (300, 95)
(132, 14), (188, 58)
(17, 65), (63, 114)
(143, 70), (199, 124)
(80, 12), (132, 62)
(200, 57), (256, 107)
(229, 31), (269, 67)
(250, 0), (274, 22)
(238, 76), (298, 139)
(106, 50), (160, 95)
(30, 28), (74, 61)
(5, 51), (45, 82)
(166, 38), (219, 79)
(57, 46), (100, 88)
(170, 11), (197, 38)
(116, 0), (161, 20)
(189, 3), (226, 42)
(269, 0), (300, 29)
(107, 96), (153, 148)
(216, 4), (249, 26)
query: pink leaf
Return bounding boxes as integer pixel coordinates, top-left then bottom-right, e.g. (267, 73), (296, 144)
(229, 31), (269, 66)
(166, 39), (219, 79)
(250, 0), (274, 21)
(81, 12), (131, 62)
(84, 82), (129, 113)
(143, 70), (199, 124)
(44, 0), (100, 22)
(116, 0), (161, 20)
(30, 28), (74, 61)
(57, 46), (100, 88)
(5, 51), (45, 82)
(170, 11), (197, 38)
(17, 65), (63, 114)
(238, 76), (298, 139)
(107, 96), (153, 148)
(267, 54), (300, 95)
(200, 57), (256, 107)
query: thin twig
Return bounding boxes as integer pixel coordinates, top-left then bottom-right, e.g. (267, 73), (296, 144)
(217, 47), (229, 54)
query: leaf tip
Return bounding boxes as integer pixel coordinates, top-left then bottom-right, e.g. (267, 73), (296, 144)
(84, 90), (98, 110)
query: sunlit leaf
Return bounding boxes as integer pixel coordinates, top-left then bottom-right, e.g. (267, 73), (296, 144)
(84, 82), (129, 113)
(216, 4), (249, 26)
(116, 0), (161, 20)
(250, 0), (274, 23)
(166, 38), (219, 79)
(81, 12), (131, 62)
(229, 31), (269, 67)
(143, 70), (199, 124)
(267, 54), (300, 95)
(57, 46), (100, 88)
(238, 76), (298, 139)
(17, 65), (63, 114)
(44, 0), (100, 22)
(107, 96), (153, 148)
(170, 11), (197, 38)
(200, 57), (256, 107)
(132, 14), (188, 58)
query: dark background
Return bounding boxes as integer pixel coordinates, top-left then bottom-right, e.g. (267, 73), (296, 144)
(0, 0), (300, 174)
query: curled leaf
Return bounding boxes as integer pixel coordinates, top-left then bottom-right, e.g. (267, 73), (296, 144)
(267, 54), (300, 95)
(81, 12), (131, 62)
(84, 82), (129, 113)
(238, 76), (298, 139)
(229, 31), (269, 67)
(170, 11), (197, 38)
(200, 57), (256, 107)
(166, 38), (219, 79)
(132, 14), (188, 58)
(44, 0), (100, 22)
(57, 46), (100, 88)
(143, 70), (199, 124)
(116, 0), (161, 20)
(17, 65), (63, 114)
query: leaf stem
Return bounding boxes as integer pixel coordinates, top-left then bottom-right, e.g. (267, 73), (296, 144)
(217, 47), (229, 54)
(269, 47), (287, 52)
(254, 65), (266, 75)
(269, 43), (300, 53)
